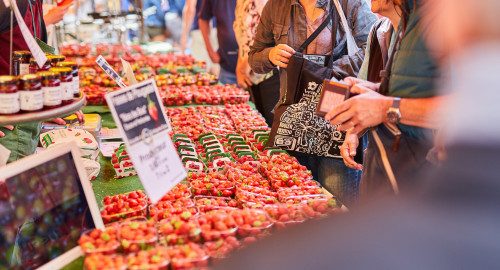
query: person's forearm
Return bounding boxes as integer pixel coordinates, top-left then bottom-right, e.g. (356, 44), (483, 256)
(248, 0), (276, 74)
(399, 95), (449, 129)
(198, 19), (214, 54)
(181, 0), (196, 44)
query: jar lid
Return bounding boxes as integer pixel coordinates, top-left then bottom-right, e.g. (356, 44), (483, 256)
(56, 61), (78, 70)
(0, 75), (18, 85)
(49, 67), (72, 75)
(51, 55), (66, 62)
(13, 50), (32, 59)
(19, 74), (41, 83)
(30, 57), (51, 65)
(37, 71), (60, 79)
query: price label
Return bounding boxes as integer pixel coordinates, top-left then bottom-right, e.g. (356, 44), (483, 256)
(105, 79), (184, 204)
(96, 55), (127, 88)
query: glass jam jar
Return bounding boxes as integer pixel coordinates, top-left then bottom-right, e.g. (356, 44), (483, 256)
(13, 50), (32, 76)
(0, 76), (20, 115)
(38, 71), (62, 110)
(50, 55), (66, 67)
(18, 74), (43, 112)
(49, 67), (73, 105)
(29, 57), (52, 74)
(56, 62), (79, 97)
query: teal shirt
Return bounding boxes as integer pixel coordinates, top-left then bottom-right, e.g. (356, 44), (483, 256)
(359, 10), (438, 140)
(388, 8), (439, 140)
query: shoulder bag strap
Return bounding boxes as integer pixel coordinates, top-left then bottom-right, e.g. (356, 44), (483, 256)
(296, 2), (335, 53)
(326, 0), (339, 68)
(333, 0), (359, 56)
(379, 27), (403, 95)
(366, 19), (386, 82)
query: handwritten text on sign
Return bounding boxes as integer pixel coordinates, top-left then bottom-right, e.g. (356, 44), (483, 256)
(105, 79), (185, 204)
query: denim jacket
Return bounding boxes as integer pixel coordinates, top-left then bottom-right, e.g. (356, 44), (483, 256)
(249, 0), (377, 104)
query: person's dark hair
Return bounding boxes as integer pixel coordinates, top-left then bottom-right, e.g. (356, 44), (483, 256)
(399, 0), (417, 35)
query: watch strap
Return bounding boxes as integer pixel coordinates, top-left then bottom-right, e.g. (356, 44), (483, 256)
(391, 97), (401, 109)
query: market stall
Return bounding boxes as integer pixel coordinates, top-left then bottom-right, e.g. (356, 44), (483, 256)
(0, 40), (345, 270)
(0, 1), (345, 268)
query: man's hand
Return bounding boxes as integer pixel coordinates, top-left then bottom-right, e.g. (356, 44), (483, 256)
(340, 130), (363, 170)
(236, 57), (253, 89)
(325, 78), (393, 135)
(344, 77), (380, 92)
(269, 44), (295, 68)
(0, 125), (14, 137)
(43, 2), (73, 26)
(208, 50), (220, 63)
(180, 33), (189, 52)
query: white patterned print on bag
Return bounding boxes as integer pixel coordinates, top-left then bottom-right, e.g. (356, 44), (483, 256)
(274, 82), (345, 158)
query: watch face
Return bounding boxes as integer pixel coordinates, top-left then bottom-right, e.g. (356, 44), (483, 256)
(387, 110), (401, 124)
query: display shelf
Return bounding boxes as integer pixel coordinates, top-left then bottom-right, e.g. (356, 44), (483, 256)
(0, 91), (86, 125)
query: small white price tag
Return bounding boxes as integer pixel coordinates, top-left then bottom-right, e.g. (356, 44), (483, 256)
(105, 79), (183, 204)
(10, 0), (47, 68)
(96, 55), (127, 88)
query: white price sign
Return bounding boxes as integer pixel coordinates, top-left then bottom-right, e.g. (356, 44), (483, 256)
(105, 79), (185, 204)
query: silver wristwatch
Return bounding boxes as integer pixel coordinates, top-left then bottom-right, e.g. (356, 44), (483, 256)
(387, 97), (402, 124)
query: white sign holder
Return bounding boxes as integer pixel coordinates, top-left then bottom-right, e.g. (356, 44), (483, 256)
(105, 79), (186, 204)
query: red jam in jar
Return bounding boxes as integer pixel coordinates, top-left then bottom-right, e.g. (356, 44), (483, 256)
(49, 67), (73, 105)
(18, 74), (43, 112)
(0, 76), (20, 115)
(50, 55), (66, 67)
(38, 71), (62, 109)
(13, 50), (32, 76)
(29, 57), (52, 74)
(57, 62), (79, 97)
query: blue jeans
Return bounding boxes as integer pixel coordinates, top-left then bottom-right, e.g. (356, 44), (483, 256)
(292, 154), (362, 207)
(219, 67), (237, 85)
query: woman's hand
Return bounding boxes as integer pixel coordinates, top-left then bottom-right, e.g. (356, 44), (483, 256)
(269, 44), (295, 68)
(236, 57), (253, 89)
(0, 125), (14, 137)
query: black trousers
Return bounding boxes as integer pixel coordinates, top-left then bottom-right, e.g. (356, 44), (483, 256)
(250, 72), (280, 127)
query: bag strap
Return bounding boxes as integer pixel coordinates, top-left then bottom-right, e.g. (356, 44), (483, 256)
(333, 0), (358, 56)
(366, 19), (387, 82)
(379, 26), (403, 95)
(296, 2), (335, 53)
(326, 2), (339, 68)
(370, 129), (399, 194)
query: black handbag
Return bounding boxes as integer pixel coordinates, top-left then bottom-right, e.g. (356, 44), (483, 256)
(267, 2), (346, 158)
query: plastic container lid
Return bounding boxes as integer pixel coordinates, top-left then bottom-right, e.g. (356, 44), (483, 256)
(83, 253), (127, 270)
